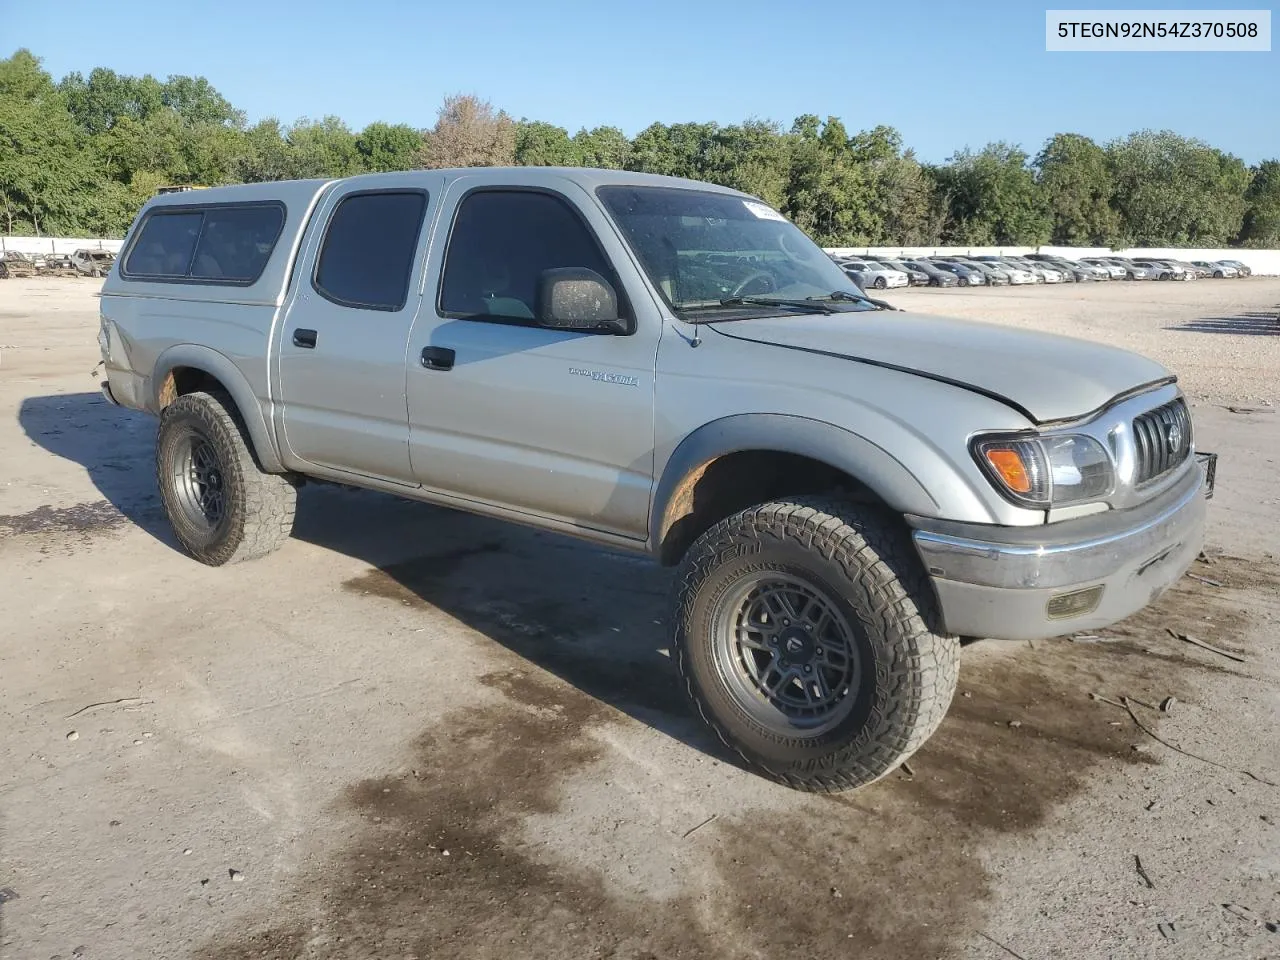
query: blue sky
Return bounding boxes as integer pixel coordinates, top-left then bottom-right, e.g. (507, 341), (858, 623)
(7, 0), (1277, 162)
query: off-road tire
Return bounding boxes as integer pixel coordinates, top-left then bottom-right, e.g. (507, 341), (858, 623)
(156, 390), (296, 566)
(673, 498), (959, 792)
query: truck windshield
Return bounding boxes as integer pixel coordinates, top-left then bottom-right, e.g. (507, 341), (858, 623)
(596, 185), (871, 319)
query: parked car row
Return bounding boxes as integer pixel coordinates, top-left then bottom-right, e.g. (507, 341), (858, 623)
(0, 249), (116, 279)
(830, 251), (1255, 289)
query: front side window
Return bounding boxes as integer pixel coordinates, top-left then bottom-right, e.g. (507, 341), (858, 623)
(314, 191), (427, 311)
(123, 205), (284, 284)
(596, 185), (870, 318)
(439, 190), (618, 323)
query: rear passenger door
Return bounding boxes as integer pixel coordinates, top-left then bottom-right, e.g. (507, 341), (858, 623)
(276, 185), (431, 484)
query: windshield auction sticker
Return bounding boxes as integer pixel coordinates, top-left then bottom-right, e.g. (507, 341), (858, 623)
(1046, 9), (1271, 50)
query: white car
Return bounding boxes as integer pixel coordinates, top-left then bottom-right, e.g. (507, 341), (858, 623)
(975, 257), (1036, 284)
(1019, 260), (1063, 283)
(1192, 260), (1239, 278)
(1081, 258), (1127, 280)
(840, 259), (909, 290)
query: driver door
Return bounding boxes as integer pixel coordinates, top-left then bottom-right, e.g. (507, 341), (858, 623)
(405, 179), (660, 539)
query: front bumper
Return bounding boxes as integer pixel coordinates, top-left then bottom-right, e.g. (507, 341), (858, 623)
(908, 460), (1214, 641)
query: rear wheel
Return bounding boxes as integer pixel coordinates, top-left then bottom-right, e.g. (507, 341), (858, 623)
(156, 391), (297, 566)
(673, 499), (959, 792)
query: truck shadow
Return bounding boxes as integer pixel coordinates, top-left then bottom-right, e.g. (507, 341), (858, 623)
(16, 392), (177, 546)
(290, 483), (732, 762)
(289, 481), (728, 760)
(17, 391), (718, 758)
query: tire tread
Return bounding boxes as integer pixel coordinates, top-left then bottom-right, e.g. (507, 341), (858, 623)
(156, 390), (295, 566)
(672, 497), (959, 793)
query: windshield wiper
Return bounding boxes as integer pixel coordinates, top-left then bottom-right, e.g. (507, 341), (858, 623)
(716, 296), (836, 315)
(815, 290), (901, 311)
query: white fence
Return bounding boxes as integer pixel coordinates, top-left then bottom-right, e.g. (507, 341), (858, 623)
(1, 236), (125, 256)
(3, 235), (1278, 275)
(825, 245), (1280, 276)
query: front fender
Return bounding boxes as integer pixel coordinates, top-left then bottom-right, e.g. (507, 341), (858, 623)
(649, 413), (951, 551)
(152, 344), (284, 473)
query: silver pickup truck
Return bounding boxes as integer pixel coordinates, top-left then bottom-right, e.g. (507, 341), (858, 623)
(98, 168), (1215, 792)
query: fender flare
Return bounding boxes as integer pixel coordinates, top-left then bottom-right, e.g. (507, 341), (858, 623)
(648, 413), (939, 552)
(152, 344), (285, 473)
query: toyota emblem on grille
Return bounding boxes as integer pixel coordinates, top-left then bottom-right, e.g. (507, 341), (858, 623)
(1167, 420), (1183, 451)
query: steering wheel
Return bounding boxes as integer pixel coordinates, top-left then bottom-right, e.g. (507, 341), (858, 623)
(776, 228), (809, 261)
(730, 271), (776, 298)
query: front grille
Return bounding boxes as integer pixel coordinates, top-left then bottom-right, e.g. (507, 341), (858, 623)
(1132, 398), (1192, 484)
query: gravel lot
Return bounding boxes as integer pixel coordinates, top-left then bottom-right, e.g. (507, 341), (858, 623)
(1, 277), (1278, 960)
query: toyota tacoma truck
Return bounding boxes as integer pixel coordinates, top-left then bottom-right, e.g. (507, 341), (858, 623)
(96, 168), (1216, 792)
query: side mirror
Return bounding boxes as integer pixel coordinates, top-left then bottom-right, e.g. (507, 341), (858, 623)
(537, 268), (624, 332)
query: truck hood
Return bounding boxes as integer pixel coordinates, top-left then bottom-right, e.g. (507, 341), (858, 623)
(709, 311), (1173, 424)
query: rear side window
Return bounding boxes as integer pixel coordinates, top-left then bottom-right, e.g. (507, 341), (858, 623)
(313, 191), (427, 311)
(123, 204), (284, 284)
(439, 190), (617, 323)
(124, 212), (203, 278)
(191, 207), (286, 281)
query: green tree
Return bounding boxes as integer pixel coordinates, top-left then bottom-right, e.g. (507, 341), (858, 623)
(1106, 130), (1250, 244)
(937, 143), (1050, 245)
(572, 126), (630, 169)
(287, 116), (362, 178)
(356, 121), (421, 172)
(1034, 133), (1118, 244)
(1238, 160), (1280, 247)
(95, 112), (188, 183)
(702, 120), (791, 208)
(846, 126), (942, 244)
(514, 121), (580, 166)
(160, 74), (244, 128)
(59, 67), (165, 134)
(0, 50), (98, 234)
(627, 122), (718, 179)
(235, 118), (293, 182)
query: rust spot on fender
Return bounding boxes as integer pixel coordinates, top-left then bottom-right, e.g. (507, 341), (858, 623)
(157, 371), (177, 409)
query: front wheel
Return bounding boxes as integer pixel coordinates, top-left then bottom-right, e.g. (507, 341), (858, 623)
(156, 391), (297, 566)
(957, 277), (969, 287)
(672, 499), (959, 792)
(873, 276), (887, 290)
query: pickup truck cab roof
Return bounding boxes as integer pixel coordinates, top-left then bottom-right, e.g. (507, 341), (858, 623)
(104, 169), (747, 307)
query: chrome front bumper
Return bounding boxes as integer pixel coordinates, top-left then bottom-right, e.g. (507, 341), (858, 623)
(908, 462), (1212, 641)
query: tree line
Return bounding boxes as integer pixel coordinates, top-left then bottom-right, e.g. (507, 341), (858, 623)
(2, 49), (1277, 247)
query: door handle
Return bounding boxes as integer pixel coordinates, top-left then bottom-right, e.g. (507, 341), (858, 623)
(420, 346), (455, 371)
(292, 328), (318, 349)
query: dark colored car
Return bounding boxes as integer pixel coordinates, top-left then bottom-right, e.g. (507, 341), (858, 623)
(902, 259), (959, 287)
(953, 258), (1012, 286)
(874, 257), (931, 285)
(930, 260), (987, 286)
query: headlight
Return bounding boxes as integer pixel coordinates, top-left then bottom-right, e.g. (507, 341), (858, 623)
(972, 433), (1114, 507)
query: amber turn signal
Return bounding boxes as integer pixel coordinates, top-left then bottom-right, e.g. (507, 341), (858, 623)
(982, 447), (1033, 494)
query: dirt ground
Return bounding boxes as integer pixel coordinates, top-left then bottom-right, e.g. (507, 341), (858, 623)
(1, 277), (1277, 960)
